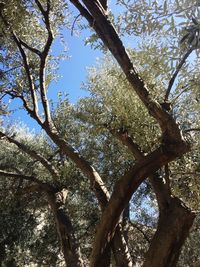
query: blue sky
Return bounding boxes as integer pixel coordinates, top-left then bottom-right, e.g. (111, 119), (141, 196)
(49, 29), (101, 103)
(8, 26), (102, 130)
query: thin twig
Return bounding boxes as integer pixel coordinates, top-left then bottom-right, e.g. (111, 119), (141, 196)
(19, 38), (41, 55)
(164, 164), (171, 193)
(70, 0), (94, 26)
(129, 221), (151, 243)
(71, 14), (82, 36)
(165, 47), (194, 102)
(1, 65), (22, 74)
(171, 83), (190, 104)
(184, 128), (200, 132)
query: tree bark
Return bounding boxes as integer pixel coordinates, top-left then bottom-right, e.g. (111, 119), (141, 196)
(112, 224), (133, 267)
(42, 126), (133, 267)
(46, 190), (84, 267)
(69, 3), (191, 266)
(98, 244), (111, 267)
(122, 203), (130, 243)
(143, 197), (195, 267)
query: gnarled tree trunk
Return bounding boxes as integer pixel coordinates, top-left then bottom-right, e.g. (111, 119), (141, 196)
(46, 190), (84, 267)
(143, 197), (195, 267)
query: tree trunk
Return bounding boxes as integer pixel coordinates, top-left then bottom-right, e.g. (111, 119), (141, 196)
(122, 203), (130, 243)
(143, 197), (195, 267)
(112, 225), (133, 267)
(99, 244), (111, 267)
(47, 190), (84, 267)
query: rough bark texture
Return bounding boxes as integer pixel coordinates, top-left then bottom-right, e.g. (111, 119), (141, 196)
(98, 244), (111, 267)
(47, 190), (84, 267)
(43, 127), (133, 266)
(112, 224), (133, 267)
(88, 145), (189, 267)
(69, 3), (194, 267)
(143, 197), (195, 267)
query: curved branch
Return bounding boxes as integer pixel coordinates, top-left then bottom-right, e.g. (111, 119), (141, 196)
(0, 15), (39, 117)
(71, 14), (82, 36)
(19, 38), (41, 55)
(89, 143), (188, 267)
(71, 0), (185, 144)
(165, 47), (194, 102)
(35, 0), (54, 126)
(129, 221), (151, 244)
(109, 128), (172, 211)
(70, 0), (94, 25)
(12, 34), (39, 116)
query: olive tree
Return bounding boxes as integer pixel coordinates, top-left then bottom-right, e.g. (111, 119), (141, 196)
(0, 1), (200, 267)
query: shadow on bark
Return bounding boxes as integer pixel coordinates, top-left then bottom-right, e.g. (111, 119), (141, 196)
(143, 197), (195, 267)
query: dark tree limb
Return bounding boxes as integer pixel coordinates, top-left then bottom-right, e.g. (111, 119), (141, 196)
(18, 38), (41, 56)
(68, 2), (193, 266)
(71, 1), (184, 143)
(35, 0), (54, 126)
(88, 144), (189, 267)
(110, 128), (195, 267)
(110, 128), (172, 211)
(143, 197), (195, 267)
(47, 190), (85, 267)
(165, 47), (194, 102)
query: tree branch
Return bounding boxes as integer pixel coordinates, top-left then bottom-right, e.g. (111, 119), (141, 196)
(35, 0), (48, 17)
(40, 126), (134, 266)
(129, 221), (151, 244)
(35, 0), (54, 126)
(184, 128), (200, 132)
(89, 143), (188, 267)
(45, 127), (110, 208)
(71, 1), (186, 145)
(19, 38), (41, 55)
(13, 34), (39, 117)
(110, 128), (172, 211)
(0, 131), (59, 180)
(0, 13), (40, 117)
(69, 3), (191, 265)
(165, 47), (194, 102)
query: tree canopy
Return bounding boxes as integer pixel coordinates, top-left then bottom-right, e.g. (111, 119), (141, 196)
(0, 1), (200, 267)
